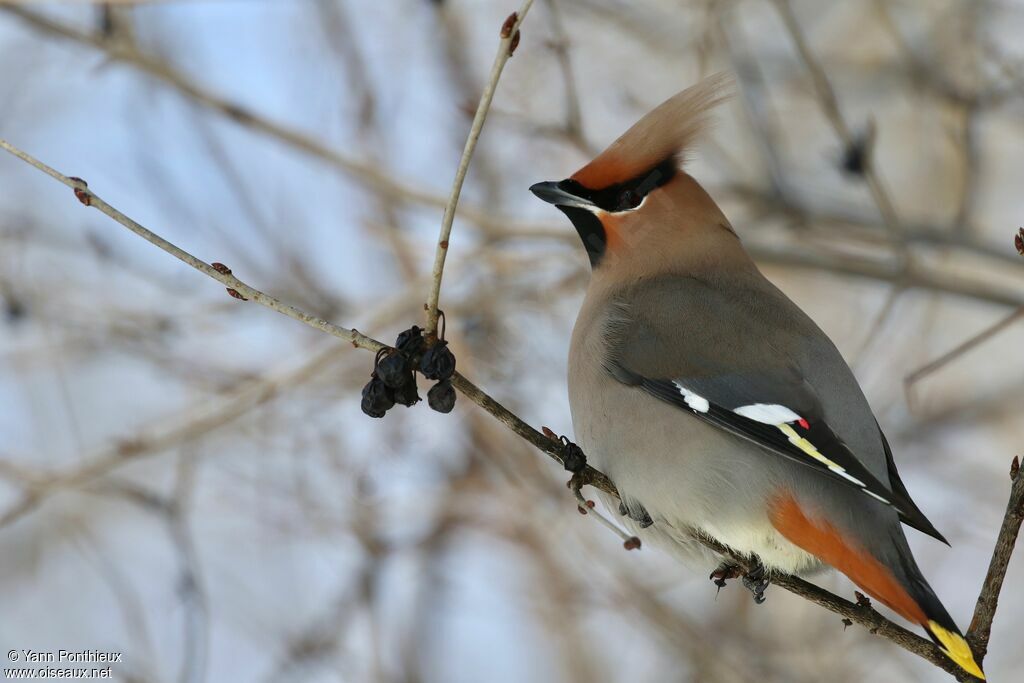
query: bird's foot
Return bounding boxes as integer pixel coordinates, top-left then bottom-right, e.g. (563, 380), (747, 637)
(742, 562), (770, 604)
(542, 428), (591, 495)
(542, 428), (587, 478)
(709, 562), (742, 593)
(618, 501), (654, 528)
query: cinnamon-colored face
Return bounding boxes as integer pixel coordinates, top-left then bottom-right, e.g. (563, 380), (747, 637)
(531, 166), (735, 271)
(529, 156), (678, 267)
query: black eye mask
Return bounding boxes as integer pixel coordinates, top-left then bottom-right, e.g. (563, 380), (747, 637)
(557, 156), (677, 213)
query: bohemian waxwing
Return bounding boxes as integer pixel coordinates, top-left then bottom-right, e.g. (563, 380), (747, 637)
(530, 73), (984, 680)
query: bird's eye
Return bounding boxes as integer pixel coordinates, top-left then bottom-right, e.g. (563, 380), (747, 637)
(616, 189), (641, 211)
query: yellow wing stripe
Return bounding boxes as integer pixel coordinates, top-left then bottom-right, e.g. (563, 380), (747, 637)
(777, 424), (876, 493)
(928, 621), (985, 680)
(777, 423), (845, 472)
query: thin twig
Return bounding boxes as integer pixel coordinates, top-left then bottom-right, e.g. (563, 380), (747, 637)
(0, 5), (502, 230)
(966, 457), (1024, 666)
(571, 483), (638, 547)
(748, 242), (1024, 309)
(721, 181), (1024, 269)
(0, 138), (387, 354)
(0, 136), (613, 512)
(772, 0), (912, 352)
(425, 1), (535, 336)
(450, 372), (617, 497)
(0, 342), (346, 528)
(544, 0), (590, 154)
(772, 0), (904, 251)
(904, 306), (1024, 389)
(852, 283), (906, 369)
(6, 5), (1024, 312)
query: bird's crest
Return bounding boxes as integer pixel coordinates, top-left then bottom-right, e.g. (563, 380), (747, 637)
(571, 73), (731, 190)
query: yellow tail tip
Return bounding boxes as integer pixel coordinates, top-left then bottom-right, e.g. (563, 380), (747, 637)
(928, 621), (985, 680)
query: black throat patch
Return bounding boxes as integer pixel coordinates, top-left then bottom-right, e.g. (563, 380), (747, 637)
(550, 156), (678, 269)
(558, 205), (606, 267)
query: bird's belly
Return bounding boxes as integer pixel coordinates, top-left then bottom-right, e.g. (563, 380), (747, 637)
(569, 368), (822, 575)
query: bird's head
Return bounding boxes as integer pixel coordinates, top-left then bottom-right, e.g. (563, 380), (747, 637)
(531, 74), (735, 272)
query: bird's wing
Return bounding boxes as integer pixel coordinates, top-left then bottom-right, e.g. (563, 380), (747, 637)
(606, 275), (946, 543)
(878, 425), (948, 543)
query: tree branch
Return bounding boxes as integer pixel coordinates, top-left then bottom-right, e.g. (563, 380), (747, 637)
(0, 138), (387, 355)
(905, 307), (1024, 389)
(772, 0), (904, 254)
(966, 457), (1024, 666)
(425, 2), (535, 336)
(693, 532), (964, 678)
(5, 5), (1024, 313)
(1, 19), (1019, 678)
(0, 135), (613, 513)
(0, 5), (515, 233)
(0, 109), (1009, 683)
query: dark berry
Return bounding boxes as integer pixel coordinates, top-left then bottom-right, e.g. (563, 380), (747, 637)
(4, 296), (26, 324)
(377, 350), (410, 389)
(420, 340), (456, 380)
(840, 124), (874, 178)
(395, 325), (425, 358)
(360, 377), (395, 418)
(561, 440), (586, 474)
(427, 380), (456, 413)
(392, 374), (421, 407)
(841, 139), (867, 176)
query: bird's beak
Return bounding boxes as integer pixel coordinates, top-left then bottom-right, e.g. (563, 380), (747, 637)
(529, 181), (596, 210)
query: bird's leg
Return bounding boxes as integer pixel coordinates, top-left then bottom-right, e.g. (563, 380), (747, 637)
(618, 501), (654, 528)
(542, 428), (590, 493)
(542, 429), (585, 475)
(709, 562), (742, 594)
(741, 561), (770, 604)
(541, 428), (645, 551)
(560, 439), (587, 478)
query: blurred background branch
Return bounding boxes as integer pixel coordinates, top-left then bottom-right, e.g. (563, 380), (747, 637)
(1, 2), (1023, 682)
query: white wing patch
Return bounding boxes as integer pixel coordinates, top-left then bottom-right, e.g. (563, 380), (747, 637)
(664, 383), (897, 510)
(734, 403), (801, 424)
(672, 382), (709, 413)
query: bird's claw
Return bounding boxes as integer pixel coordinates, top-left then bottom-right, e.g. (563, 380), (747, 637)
(742, 563), (770, 604)
(618, 501), (654, 528)
(542, 427), (588, 478)
(709, 562), (742, 593)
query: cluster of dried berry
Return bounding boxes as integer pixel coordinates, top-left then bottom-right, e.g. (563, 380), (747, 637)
(361, 324), (457, 418)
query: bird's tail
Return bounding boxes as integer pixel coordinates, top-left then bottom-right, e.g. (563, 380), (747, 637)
(909, 575), (985, 680)
(849, 542), (986, 680)
(926, 620), (984, 680)
(886, 540), (984, 679)
(769, 494), (984, 679)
